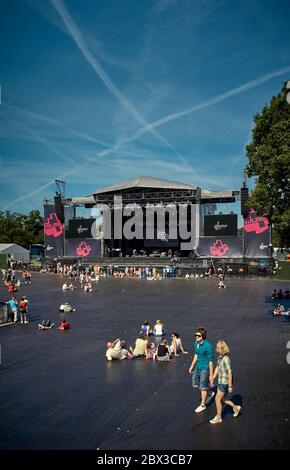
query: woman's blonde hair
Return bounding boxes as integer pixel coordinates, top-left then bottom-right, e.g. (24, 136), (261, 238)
(157, 319), (162, 324)
(216, 340), (230, 356)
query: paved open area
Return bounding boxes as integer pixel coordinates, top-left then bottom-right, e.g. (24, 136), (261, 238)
(0, 274), (289, 450)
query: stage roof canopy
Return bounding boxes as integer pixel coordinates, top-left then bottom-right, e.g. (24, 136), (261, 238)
(67, 176), (238, 205)
(92, 175), (198, 195)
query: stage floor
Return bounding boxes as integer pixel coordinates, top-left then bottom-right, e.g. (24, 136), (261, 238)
(0, 274), (289, 450)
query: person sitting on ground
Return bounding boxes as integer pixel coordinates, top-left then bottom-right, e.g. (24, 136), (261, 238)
(169, 333), (188, 356)
(140, 320), (152, 337)
(8, 282), (17, 293)
(277, 289), (284, 299)
(83, 282), (93, 292)
(38, 320), (54, 330)
(156, 338), (171, 362)
(59, 302), (75, 313)
(62, 282), (69, 291)
(271, 289), (278, 299)
(58, 319), (70, 330)
(284, 289), (290, 299)
(105, 339), (131, 361)
(19, 295), (29, 324)
(273, 304), (285, 315)
(146, 342), (156, 360)
(133, 333), (148, 358)
(153, 319), (164, 337)
(68, 283), (75, 290)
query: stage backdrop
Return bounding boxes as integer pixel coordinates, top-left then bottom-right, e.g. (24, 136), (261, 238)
(67, 218), (95, 239)
(44, 204), (64, 258)
(197, 236), (242, 258)
(244, 209), (271, 257)
(204, 214), (237, 236)
(64, 238), (101, 259)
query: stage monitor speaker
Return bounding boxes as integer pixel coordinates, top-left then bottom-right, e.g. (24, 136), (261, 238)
(240, 187), (249, 217)
(54, 195), (65, 223)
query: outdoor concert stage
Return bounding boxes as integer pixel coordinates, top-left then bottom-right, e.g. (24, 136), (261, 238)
(0, 274), (289, 450)
(43, 176), (272, 262)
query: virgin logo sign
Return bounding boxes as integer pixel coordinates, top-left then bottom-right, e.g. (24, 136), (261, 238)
(244, 209), (269, 235)
(44, 213), (64, 238)
(76, 241), (92, 257)
(210, 239), (229, 257)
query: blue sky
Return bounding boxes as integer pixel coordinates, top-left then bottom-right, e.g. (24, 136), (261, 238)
(1, 0), (290, 217)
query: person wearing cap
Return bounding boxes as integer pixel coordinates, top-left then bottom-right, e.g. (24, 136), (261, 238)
(188, 327), (214, 413)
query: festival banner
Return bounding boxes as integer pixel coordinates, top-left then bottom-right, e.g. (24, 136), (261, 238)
(64, 238), (101, 259)
(244, 209), (271, 257)
(43, 203), (64, 258)
(197, 236), (242, 258)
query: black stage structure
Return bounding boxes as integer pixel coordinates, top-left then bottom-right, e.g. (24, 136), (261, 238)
(43, 176), (272, 265)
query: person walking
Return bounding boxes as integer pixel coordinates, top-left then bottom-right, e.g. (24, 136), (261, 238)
(189, 327), (215, 413)
(209, 340), (241, 424)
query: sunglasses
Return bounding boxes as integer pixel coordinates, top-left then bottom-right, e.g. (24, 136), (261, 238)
(195, 334), (202, 338)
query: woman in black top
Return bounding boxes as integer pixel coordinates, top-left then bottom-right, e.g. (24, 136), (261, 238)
(156, 338), (171, 362)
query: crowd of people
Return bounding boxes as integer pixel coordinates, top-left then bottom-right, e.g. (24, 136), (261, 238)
(105, 325), (241, 425)
(105, 320), (188, 362)
(271, 288), (290, 317)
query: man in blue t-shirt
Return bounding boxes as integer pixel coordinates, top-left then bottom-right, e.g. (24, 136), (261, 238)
(189, 327), (214, 413)
(7, 296), (18, 322)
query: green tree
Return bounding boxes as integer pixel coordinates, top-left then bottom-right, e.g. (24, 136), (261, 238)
(0, 210), (44, 249)
(246, 81), (290, 247)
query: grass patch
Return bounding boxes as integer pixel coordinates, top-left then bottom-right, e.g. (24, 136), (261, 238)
(275, 261), (290, 280)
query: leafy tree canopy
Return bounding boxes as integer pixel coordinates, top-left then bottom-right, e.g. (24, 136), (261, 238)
(0, 210), (44, 249)
(246, 82), (290, 247)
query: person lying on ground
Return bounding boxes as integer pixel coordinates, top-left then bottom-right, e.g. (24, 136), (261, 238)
(58, 319), (70, 330)
(38, 320), (55, 330)
(106, 339), (132, 361)
(169, 332), (188, 356)
(273, 304), (285, 315)
(59, 302), (75, 313)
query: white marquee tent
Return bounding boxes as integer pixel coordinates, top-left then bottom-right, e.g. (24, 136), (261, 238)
(0, 244), (30, 262)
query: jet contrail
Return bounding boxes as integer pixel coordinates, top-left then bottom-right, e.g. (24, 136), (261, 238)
(2, 164), (85, 210)
(129, 66), (290, 140)
(50, 0), (202, 181)
(3, 103), (111, 148)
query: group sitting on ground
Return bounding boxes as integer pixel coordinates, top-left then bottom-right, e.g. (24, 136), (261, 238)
(271, 288), (290, 300)
(105, 321), (188, 362)
(62, 282), (75, 291)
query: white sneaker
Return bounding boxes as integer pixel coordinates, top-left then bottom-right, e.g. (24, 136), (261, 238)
(206, 391), (215, 405)
(195, 404), (206, 413)
(233, 405), (241, 417)
(210, 415), (222, 424)
(24, 320), (29, 324)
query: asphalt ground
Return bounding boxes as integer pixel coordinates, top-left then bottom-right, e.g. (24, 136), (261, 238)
(0, 273), (289, 450)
